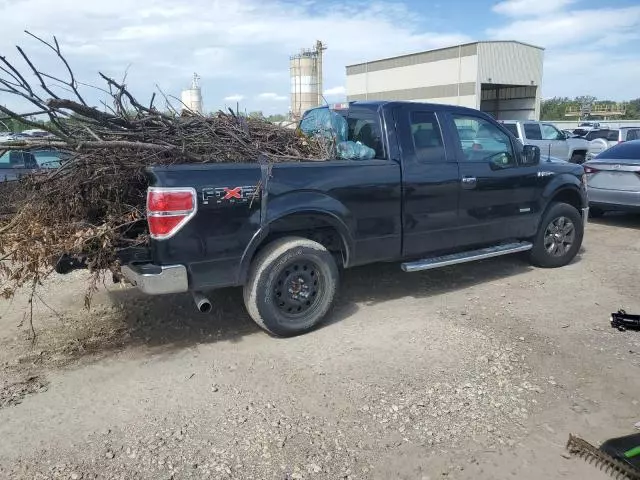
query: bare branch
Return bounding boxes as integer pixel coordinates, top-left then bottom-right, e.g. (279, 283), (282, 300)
(16, 45), (61, 100)
(24, 31), (88, 105)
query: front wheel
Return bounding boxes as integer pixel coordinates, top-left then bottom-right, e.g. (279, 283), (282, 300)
(243, 236), (339, 337)
(529, 202), (584, 268)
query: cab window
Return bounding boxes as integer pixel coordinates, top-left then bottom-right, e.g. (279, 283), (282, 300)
(452, 115), (516, 167)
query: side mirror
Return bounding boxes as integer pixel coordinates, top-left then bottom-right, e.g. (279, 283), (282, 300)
(521, 144), (540, 166)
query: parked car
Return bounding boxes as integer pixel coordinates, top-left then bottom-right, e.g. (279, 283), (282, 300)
(583, 140), (640, 217)
(0, 149), (39, 182)
(0, 132), (17, 143)
(500, 120), (589, 163)
(583, 128), (640, 160)
(108, 101), (588, 337)
(31, 148), (67, 168)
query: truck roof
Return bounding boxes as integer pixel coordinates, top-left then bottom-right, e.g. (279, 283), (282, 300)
(308, 101), (494, 117)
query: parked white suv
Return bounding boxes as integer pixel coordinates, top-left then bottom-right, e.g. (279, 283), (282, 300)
(584, 127), (640, 160)
(500, 120), (590, 164)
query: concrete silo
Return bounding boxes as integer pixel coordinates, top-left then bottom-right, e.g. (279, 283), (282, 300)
(181, 73), (203, 114)
(290, 41), (326, 120)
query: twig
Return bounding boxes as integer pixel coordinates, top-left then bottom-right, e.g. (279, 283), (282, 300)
(34, 292), (64, 321)
(28, 277), (37, 343)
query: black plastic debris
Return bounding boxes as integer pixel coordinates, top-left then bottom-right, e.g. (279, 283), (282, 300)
(611, 310), (640, 331)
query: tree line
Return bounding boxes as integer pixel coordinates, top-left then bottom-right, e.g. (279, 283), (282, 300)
(541, 96), (640, 121)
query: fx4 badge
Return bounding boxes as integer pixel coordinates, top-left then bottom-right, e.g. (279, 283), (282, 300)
(202, 185), (258, 205)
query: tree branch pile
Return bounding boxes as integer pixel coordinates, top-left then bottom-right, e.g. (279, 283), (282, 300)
(0, 32), (332, 301)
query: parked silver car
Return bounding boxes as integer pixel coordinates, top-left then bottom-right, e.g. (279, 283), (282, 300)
(583, 140), (640, 217)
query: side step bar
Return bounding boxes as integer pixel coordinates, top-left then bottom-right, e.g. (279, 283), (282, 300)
(401, 241), (533, 273)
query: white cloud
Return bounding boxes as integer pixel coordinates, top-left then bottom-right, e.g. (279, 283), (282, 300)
(224, 94), (245, 102)
(0, 0), (471, 115)
(488, 2), (640, 100)
(543, 51), (640, 100)
(323, 86), (346, 97)
(488, 5), (640, 48)
(492, 0), (575, 17)
(258, 92), (287, 101)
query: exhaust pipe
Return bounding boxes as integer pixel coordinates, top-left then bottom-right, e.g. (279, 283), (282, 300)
(192, 291), (212, 313)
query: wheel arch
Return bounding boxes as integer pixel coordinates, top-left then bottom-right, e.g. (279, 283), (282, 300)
(238, 208), (354, 285)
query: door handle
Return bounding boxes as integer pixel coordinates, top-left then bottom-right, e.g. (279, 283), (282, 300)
(461, 176), (477, 189)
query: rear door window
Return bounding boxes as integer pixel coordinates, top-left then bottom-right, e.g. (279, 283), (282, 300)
(586, 130), (610, 141)
(523, 123), (542, 140)
(409, 111), (446, 163)
(343, 107), (385, 159)
(626, 129), (640, 141)
(606, 130), (620, 142)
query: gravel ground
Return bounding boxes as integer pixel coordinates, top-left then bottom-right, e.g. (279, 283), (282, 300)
(1, 214), (639, 479)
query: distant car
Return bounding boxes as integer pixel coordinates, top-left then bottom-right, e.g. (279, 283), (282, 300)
(31, 148), (67, 168)
(0, 132), (17, 143)
(500, 120), (589, 163)
(0, 150), (40, 182)
(618, 127), (640, 143)
(583, 128), (640, 160)
(583, 140), (640, 217)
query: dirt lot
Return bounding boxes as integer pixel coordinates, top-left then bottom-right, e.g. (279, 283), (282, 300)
(1, 214), (639, 480)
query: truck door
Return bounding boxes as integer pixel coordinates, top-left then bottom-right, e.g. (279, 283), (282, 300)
(541, 123), (570, 160)
(446, 112), (541, 245)
(394, 105), (460, 256)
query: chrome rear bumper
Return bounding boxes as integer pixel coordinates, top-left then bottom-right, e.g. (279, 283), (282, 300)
(121, 264), (189, 295)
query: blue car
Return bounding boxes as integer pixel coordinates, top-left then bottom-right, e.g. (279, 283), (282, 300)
(0, 150), (40, 182)
(0, 148), (66, 182)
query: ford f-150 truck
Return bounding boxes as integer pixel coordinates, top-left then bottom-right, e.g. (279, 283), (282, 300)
(120, 101), (588, 336)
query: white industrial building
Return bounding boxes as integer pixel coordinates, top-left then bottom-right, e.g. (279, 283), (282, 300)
(346, 41), (544, 120)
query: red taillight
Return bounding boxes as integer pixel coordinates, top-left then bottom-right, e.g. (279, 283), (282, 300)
(147, 187), (197, 239)
(472, 143), (483, 150)
(148, 190), (194, 212)
(584, 166), (599, 174)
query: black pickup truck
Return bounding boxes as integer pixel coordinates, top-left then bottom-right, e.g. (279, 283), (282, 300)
(121, 101), (588, 336)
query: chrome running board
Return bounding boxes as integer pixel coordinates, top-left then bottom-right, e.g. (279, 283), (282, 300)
(401, 242), (533, 272)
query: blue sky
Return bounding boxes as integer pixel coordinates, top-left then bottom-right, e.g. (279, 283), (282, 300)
(0, 0), (639, 115)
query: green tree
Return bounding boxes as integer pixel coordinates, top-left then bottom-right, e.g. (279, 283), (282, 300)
(266, 113), (288, 122)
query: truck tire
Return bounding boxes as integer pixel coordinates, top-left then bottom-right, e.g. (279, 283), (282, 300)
(243, 236), (339, 337)
(529, 202), (584, 268)
(570, 153), (585, 164)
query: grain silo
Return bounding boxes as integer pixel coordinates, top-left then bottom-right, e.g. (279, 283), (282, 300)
(180, 73), (203, 114)
(290, 41), (326, 120)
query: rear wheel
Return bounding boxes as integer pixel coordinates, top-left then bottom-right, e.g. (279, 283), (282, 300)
(529, 202), (583, 268)
(243, 237), (339, 337)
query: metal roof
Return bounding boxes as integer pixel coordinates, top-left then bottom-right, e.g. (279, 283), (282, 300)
(345, 40), (544, 69)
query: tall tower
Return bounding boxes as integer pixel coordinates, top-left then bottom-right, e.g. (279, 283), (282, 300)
(289, 41), (327, 120)
(180, 73), (203, 114)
